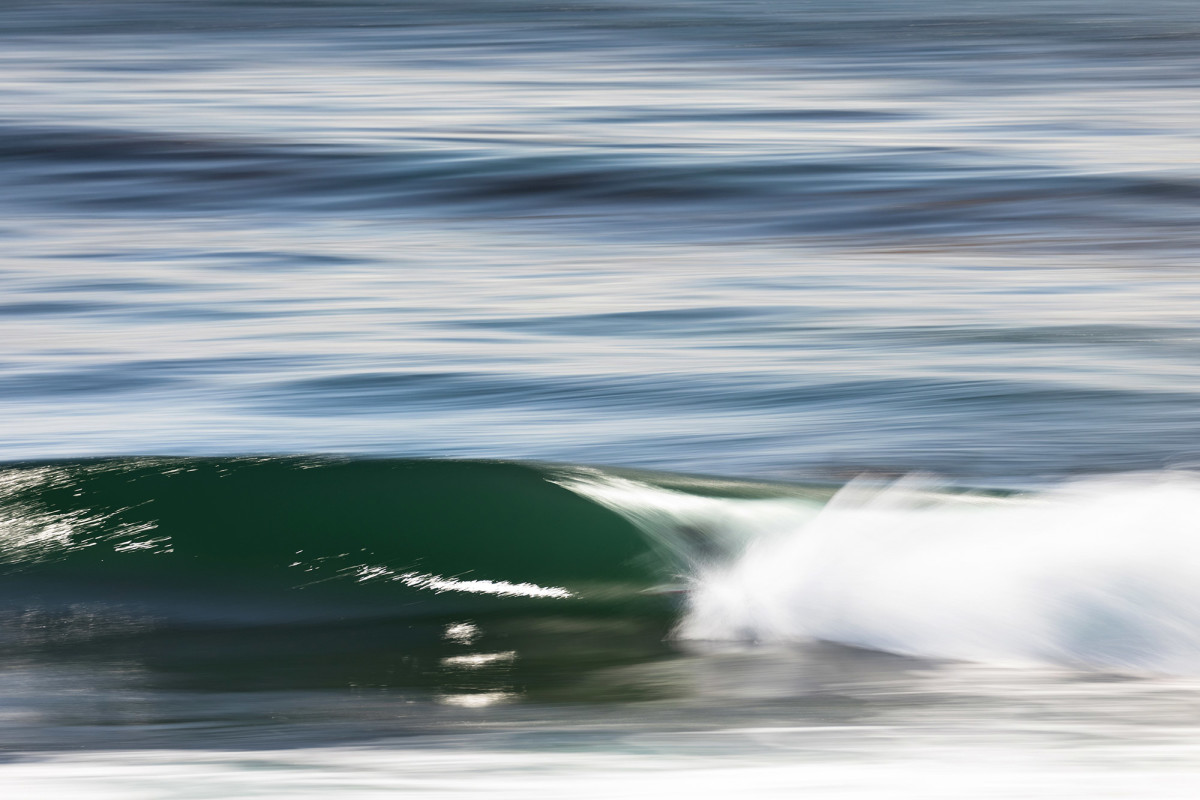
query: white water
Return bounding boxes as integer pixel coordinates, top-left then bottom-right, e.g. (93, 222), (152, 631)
(567, 471), (1200, 673)
(9, 741), (1200, 800)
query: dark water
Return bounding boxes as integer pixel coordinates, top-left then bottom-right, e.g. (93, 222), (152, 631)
(5, 0), (1200, 795)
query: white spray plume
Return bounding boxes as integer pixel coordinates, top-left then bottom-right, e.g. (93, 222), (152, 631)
(681, 473), (1200, 673)
(562, 468), (1200, 674)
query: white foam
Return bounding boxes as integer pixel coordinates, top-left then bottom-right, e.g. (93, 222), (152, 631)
(7, 740), (1200, 800)
(675, 473), (1200, 673)
(563, 469), (1200, 674)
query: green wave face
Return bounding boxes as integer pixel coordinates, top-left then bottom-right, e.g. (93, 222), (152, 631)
(0, 457), (680, 626)
(0, 456), (836, 700)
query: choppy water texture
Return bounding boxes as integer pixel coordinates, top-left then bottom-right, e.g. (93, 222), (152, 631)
(5, 0), (1200, 796)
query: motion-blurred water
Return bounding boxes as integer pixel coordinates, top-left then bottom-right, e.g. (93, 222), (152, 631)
(5, 0), (1200, 796)
(5, 0), (1200, 480)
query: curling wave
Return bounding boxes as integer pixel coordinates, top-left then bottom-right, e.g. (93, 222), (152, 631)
(9, 457), (1200, 674)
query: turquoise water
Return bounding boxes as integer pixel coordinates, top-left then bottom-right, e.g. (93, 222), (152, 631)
(6, 0), (1200, 795)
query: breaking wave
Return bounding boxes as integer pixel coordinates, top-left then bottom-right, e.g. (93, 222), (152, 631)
(676, 474), (1200, 674)
(8, 456), (1200, 674)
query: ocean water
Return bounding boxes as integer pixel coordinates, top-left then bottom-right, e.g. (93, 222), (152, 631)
(5, 0), (1200, 796)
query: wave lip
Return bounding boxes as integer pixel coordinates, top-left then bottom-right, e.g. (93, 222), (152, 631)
(677, 473), (1200, 674)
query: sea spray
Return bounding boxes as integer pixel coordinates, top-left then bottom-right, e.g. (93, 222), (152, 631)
(677, 474), (1200, 673)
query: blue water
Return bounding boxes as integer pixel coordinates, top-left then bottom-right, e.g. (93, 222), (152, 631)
(6, 1), (1200, 796)
(5, 0), (1200, 482)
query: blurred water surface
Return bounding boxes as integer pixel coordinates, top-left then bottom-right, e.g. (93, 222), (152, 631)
(4, 0), (1200, 479)
(5, 1), (1200, 795)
